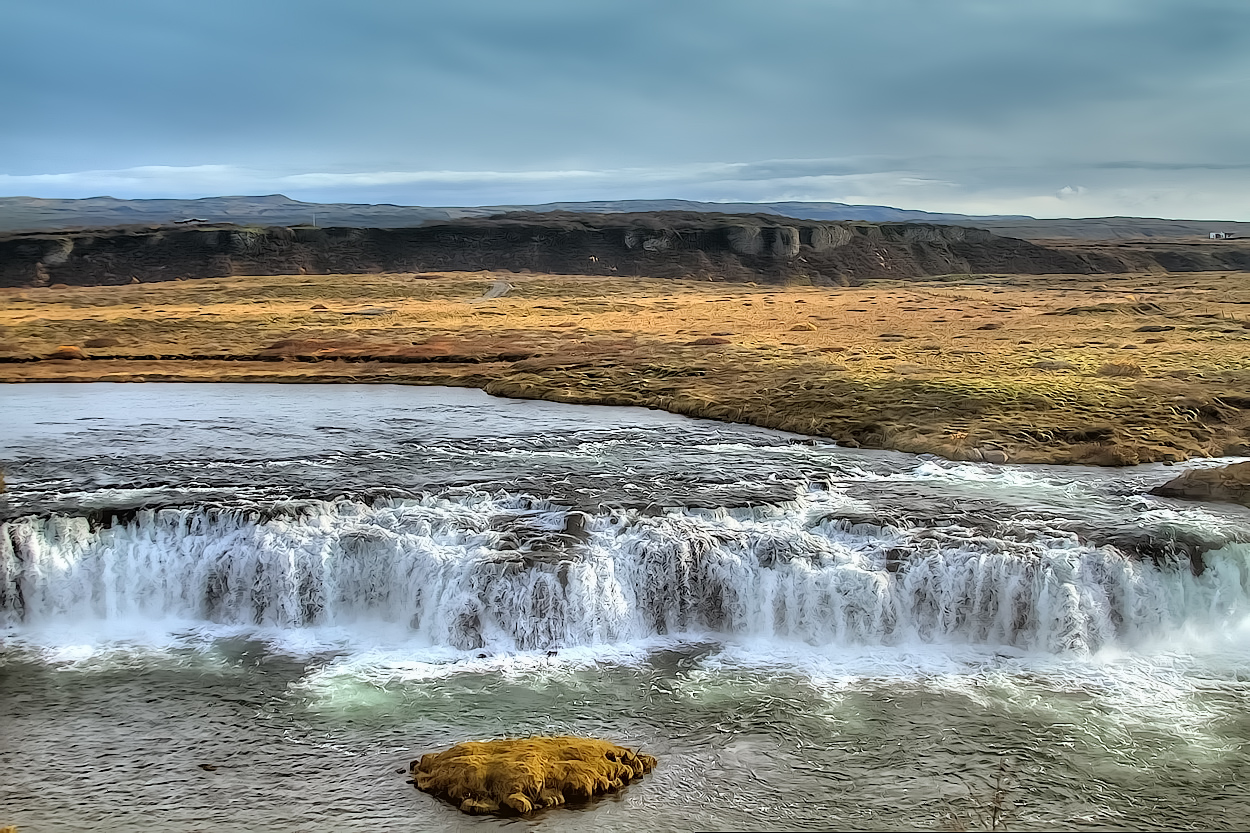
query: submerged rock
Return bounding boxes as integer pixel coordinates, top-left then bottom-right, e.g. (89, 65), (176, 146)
(1151, 462), (1250, 508)
(410, 736), (656, 815)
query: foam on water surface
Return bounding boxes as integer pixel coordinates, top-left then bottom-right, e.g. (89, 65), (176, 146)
(6, 495), (1249, 657)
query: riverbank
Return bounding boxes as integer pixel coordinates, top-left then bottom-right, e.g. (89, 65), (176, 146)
(2, 269), (1249, 464)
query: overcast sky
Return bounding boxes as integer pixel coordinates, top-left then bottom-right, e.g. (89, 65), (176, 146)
(2, 0), (1248, 218)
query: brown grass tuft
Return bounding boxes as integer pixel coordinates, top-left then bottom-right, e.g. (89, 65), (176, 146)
(1097, 361), (1144, 377)
(46, 345), (87, 360)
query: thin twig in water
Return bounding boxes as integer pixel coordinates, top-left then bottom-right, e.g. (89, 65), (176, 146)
(943, 755), (1012, 831)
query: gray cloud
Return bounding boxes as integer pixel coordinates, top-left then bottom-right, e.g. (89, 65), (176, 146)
(1, 0), (1247, 218)
(1094, 162), (1250, 171)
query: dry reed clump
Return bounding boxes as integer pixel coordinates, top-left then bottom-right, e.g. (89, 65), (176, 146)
(45, 345), (87, 359)
(410, 736), (656, 815)
(1097, 361), (1144, 377)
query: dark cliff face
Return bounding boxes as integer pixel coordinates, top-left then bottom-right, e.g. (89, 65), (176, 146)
(0, 211), (1222, 289)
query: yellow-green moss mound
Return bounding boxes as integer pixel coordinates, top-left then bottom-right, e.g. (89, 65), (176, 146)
(410, 736), (656, 815)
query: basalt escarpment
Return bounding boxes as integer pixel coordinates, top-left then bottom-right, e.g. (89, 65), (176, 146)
(0, 211), (1194, 289)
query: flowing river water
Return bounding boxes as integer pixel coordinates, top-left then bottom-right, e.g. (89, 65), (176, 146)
(3, 383), (1250, 831)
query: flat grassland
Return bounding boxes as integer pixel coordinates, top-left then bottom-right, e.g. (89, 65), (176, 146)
(2, 269), (1249, 465)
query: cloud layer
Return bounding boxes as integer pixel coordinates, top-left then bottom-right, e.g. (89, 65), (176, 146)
(2, 1), (1247, 218)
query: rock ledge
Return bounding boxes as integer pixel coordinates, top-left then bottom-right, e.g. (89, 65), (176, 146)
(1151, 461), (1250, 508)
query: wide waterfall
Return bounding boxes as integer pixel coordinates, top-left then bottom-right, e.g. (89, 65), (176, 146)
(5, 493), (1248, 653)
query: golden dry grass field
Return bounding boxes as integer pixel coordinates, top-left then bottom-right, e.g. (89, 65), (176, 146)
(2, 269), (1249, 464)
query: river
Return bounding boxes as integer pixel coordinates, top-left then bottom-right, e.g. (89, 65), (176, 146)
(3, 383), (1250, 831)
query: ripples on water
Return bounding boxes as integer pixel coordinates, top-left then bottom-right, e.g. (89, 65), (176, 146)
(3, 384), (1250, 831)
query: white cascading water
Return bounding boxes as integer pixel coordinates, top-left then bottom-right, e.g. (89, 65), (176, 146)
(3, 491), (1248, 654)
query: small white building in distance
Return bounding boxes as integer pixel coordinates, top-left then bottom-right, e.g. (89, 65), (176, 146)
(1210, 232), (1233, 239)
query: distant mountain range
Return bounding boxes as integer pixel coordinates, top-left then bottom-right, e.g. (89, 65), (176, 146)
(1, 194), (1247, 240)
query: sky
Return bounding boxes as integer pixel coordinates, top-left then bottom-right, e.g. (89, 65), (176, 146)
(2, 0), (1248, 219)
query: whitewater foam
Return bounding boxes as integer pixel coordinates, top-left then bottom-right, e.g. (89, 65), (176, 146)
(5, 491), (1248, 656)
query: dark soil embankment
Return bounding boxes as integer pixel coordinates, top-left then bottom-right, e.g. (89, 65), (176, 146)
(1, 212), (1222, 290)
(1044, 238), (1250, 272)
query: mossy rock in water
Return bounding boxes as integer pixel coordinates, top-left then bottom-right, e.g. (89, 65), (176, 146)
(410, 736), (656, 815)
